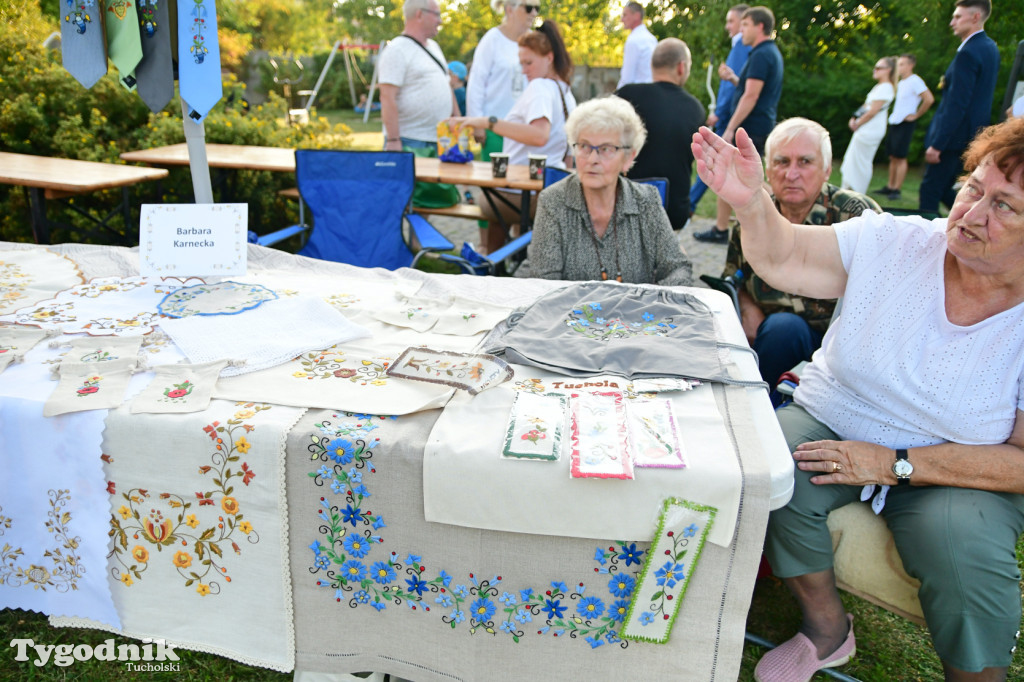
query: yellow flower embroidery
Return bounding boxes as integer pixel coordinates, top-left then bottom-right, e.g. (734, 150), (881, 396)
(118, 505), (130, 520)
(293, 371), (308, 378)
(173, 551), (192, 568)
(131, 545), (149, 563)
(238, 521), (253, 534)
(233, 409), (255, 420)
(121, 573), (134, 586)
(221, 497), (239, 515)
(370, 379), (386, 386)
(185, 514), (199, 529)
(196, 583), (211, 596)
(235, 436), (251, 454)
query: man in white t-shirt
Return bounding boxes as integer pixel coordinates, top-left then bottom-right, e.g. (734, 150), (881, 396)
(379, 0), (460, 150)
(875, 54), (934, 200)
(616, 2), (657, 88)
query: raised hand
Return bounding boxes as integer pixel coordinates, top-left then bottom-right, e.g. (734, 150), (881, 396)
(690, 127), (765, 210)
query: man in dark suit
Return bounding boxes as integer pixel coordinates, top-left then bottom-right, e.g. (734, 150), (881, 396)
(919, 0), (1000, 213)
(616, 38), (706, 231)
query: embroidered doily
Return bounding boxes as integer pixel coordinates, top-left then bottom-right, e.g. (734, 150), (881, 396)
(157, 281), (279, 318)
(0, 248), (84, 315)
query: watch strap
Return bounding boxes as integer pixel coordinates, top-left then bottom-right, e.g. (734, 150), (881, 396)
(895, 448), (910, 485)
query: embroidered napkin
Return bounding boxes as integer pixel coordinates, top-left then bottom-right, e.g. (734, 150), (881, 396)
(0, 327), (51, 373)
(0, 248), (84, 314)
(43, 356), (138, 417)
(157, 281), (278, 318)
(159, 296), (371, 376)
(621, 498), (716, 643)
(130, 360), (229, 413)
(51, 400), (305, 672)
(385, 347), (513, 395)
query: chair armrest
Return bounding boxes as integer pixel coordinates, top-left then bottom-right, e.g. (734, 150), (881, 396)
(486, 232), (532, 265)
(257, 224), (309, 247)
(406, 213), (454, 252)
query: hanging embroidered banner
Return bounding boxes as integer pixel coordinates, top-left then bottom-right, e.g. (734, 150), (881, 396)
(0, 327), (52, 373)
(43, 356), (139, 417)
(627, 399), (686, 469)
(385, 347), (513, 395)
(621, 498), (716, 643)
(502, 391), (567, 461)
(177, 0), (223, 121)
(104, 0), (144, 89)
(570, 391), (633, 479)
(135, 0), (175, 112)
(129, 359), (229, 413)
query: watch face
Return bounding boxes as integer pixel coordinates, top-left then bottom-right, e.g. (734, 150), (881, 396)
(893, 459), (914, 478)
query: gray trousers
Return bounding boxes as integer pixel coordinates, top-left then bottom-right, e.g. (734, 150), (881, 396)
(765, 404), (1024, 671)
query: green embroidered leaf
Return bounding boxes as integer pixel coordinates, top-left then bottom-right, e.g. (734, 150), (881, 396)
(651, 590), (664, 600)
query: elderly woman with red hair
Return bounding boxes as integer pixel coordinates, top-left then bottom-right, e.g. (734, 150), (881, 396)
(693, 115), (1024, 681)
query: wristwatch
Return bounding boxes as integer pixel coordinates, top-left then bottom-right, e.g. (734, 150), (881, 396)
(488, 115), (498, 131)
(892, 448), (913, 485)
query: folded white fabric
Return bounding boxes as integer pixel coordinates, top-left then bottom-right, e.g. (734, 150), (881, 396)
(159, 296), (371, 377)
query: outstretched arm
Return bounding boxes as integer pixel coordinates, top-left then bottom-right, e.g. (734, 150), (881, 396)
(690, 127), (847, 299)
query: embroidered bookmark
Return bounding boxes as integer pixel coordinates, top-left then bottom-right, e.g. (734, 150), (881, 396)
(43, 356), (138, 417)
(0, 327), (52, 373)
(629, 377), (700, 393)
(569, 391), (632, 479)
(627, 399), (686, 469)
(502, 391), (567, 461)
(385, 347), (513, 395)
(130, 359), (228, 413)
(621, 498), (717, 643)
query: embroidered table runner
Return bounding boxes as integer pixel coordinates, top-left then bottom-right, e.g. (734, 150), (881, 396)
(0, 339), (120, 627)
(424, 364), (744, 547)
(0, 248), (83, 315)
(51, 400), (305, 672)
(289, 405), (768, 681)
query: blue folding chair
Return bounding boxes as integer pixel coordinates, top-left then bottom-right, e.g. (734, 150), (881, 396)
(258, 150), (453, 269)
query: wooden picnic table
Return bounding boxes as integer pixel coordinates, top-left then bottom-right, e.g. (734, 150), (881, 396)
(0, 151), (168, 245)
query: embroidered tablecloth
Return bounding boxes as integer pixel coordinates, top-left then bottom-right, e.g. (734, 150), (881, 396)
(289, 402), (770, 681)
(0, 247), (84, 315)
(51, 399), (306, 672)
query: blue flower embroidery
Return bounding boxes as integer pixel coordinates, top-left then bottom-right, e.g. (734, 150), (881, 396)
(576, 596), (604, 619)
(370, 561), (396, 585)
(355, 590), (370, 603)
(452, 584), (468, 598)
(372, 600), (387, 612)
(654, 561), (685, 588)
(331, 479), (347, 495)
(344, 534), (371, 558)
(348, 468), (363, 484)
(317, 464), (333, 479)
(608, 573), (635, 597)
(353, 484), (371, 498)
(551, 580), (568, 593)
(639, 612), (655, 625)
(470, 597), (496, 621)
(542, 598), (566, 620)
(309, 539), (322, 555)
(315, 555), (330, 570)
(500, 621), (516, 634)
(594, 547), (607, 565)
(435, 594), (453, 607)
(451, 609), (465, 624)
(589, 302), (602, 311)
(499, 591), (517, 606)
(341, 504), (362, 527)
(618, 543), (644, 566)
(406, 575), (428, 595)
(341, 559), (367, 582)
(609, 599), (630, 622)
(372, 516), (386, 530)
(328, 439), (354, 464)
(683, 523), (698, 538)
(406, 553), (422, 564)
(438, 570), (453, 587)
(515, 608), (532, 624)
(519, 588), (533, 602)
(642, 312), (654, 321)
(585, 635), (604, 649)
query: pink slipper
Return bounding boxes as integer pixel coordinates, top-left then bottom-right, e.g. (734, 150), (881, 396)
(754, 614), (856, 682)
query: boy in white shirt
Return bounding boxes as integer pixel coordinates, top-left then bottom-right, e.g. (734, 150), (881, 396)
(875, 54), (934, 200)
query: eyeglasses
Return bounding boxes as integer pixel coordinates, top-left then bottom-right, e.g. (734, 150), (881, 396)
(523, 4), (541, 13)
(572, 143), (630, 160)
(422, 8), (441, 17)
(873, 65), (888, 70)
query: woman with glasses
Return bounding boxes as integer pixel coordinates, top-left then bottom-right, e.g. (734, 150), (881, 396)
(517, 96), (693, 285)
(839, 56), (896, 194)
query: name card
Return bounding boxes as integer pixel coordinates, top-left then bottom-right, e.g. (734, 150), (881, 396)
(139, 204), (248, 277)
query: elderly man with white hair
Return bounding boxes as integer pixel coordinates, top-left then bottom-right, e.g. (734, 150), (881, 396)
(379, 0), (460, 151)
(721, 117), (880, 402)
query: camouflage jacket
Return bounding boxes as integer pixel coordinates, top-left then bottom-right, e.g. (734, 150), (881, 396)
(723, 183), (881, 333)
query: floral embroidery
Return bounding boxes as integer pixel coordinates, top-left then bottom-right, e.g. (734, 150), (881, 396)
(0, 260), (31, 308)
(76, 375), (103, 397)
(0, 490), (84, 592)
(461, 312), (478, 322)
(324, 293), (361, 310)
(306, 413), (644, 650)
(295, 347), (391, 386)
(70, 279), (146, 299)
(108, 404), (270, 594)
(0, 344), (13, 355)
(163, 380), (195, 402)
(386, 348), (513, 395)
(565, 302), (677, 340)
(187, 0), (212, 64)
(157, 281), (278, 318)
(404, 306), (431, 320)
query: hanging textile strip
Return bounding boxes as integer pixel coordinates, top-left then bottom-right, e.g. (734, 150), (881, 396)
(569, 391), (633, 479)
(177, 0), (223, 121)
(502, 391), (567, 461)
(621, 498), (716, 643)
(385, 347), (514, 395)
(135, 0), (175, 112)
(60, 0), (108, 88)
(104, 0), (144, 89)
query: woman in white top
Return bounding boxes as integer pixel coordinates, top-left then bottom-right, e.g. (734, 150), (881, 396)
(839, 56), (896, 194)
(465, 0), (535, 146)
(453, 20), (576, 253)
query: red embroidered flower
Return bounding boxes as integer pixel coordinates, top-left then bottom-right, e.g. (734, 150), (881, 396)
(77, 386), (99, 395)
(334, 368), (357, 378)
(241, 462), (255, 486)
(167, 389), (188, 399)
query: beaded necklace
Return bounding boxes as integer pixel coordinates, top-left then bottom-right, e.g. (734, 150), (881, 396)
(583, 197), (622, 283)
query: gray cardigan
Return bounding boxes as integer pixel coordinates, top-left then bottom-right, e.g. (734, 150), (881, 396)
(518, 174), (693, 286)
